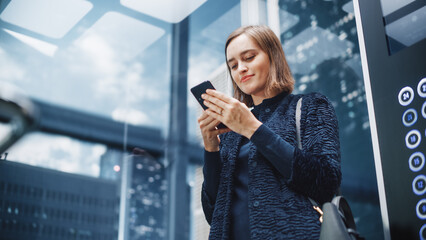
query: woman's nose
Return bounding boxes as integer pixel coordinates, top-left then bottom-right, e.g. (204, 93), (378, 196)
(238, 64), (248, 73)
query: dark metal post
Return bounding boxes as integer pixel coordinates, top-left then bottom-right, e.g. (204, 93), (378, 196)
(166, 17), (190, 240)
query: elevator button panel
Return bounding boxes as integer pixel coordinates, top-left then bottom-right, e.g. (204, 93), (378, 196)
(399, 77), (426, 235)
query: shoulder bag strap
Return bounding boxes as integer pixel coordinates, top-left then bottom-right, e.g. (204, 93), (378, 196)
(295, 97), (321, 209)
(296, 97), (303, 150)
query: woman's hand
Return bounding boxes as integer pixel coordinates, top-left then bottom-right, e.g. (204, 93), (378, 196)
(198, 111), (230, 152)
(202, 89), (262, 139)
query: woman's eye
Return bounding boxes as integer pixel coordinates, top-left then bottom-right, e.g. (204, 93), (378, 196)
(246, 55), (255, 61)
(231, 64), (237, 70)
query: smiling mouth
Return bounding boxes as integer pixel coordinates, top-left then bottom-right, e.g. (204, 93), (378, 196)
(241, 74), (254, 83)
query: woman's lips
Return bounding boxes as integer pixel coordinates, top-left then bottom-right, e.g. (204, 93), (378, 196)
(241, 74), (254, 83)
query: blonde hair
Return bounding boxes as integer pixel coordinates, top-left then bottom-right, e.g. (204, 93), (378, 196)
(225, 25), (294, 107)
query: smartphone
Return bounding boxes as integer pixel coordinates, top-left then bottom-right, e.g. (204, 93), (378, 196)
(190, 80), (227, 129)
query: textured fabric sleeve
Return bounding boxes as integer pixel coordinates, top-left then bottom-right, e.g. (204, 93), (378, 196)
(201, 150), (222, 225)
(250, 124), (295, 180)
(289, 93), (342, 204)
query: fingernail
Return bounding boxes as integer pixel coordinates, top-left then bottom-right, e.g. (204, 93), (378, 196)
(201, 94), (206, 98)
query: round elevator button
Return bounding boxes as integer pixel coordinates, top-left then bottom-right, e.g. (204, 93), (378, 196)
(413, 175), (426, 195)
(402, 108), (417, 127)
(406, 129), (421, 149)
(409, 152), (425, 172)
(420, 224), (426, 240)
(399, 86), (414, 106)
(422, 102), (426, 119)
(416, 199), (426, 220)
(417, 78), (426, 98)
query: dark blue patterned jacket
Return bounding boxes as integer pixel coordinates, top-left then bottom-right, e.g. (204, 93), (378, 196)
(201, 92), (341, 239)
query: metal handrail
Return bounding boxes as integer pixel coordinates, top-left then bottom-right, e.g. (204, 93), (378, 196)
(0, 82), (39, 154)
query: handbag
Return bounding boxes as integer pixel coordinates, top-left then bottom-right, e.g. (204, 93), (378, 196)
(295, 97), (364, 240)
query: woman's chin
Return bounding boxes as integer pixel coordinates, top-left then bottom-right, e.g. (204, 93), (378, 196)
(239, 85), (255, 95)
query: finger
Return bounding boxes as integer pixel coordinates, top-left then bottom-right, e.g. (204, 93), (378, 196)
(199, 113), (221, 129)
(211, 120), (224, 130)
(202, 93), (228, 109)
(206, 116), (221, 128)
(205, 108), (223, 122)
(206, 89), (233, 103)
(199, 114), (215, 126)
(203, 99), (223, 115)
(197, 111), (210, 122)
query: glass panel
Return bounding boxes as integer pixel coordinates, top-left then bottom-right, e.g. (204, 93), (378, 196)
(0, 0), (93, 39)
(128, 153), (167, 239)
(186, 1), (241, 238)
(189, 164), (209, 240)
(187, 0), (241, 142)
(0, 132), (122, 239)
(380, 0), (415, 16)
(0, 0), (188, 239)
(0, 1), (172, 131)
(385, 6), (426, 47)
(121, 0), (207, 23)
(6, 132), (106, 177)
(383, 3), (426, 54)
(0, 131), (168, 239)
(278, 0), (382, 239)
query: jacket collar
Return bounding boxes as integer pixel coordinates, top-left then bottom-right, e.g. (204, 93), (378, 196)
(252, 91), (289, 114)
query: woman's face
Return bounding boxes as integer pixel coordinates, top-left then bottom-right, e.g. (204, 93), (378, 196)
(226, 34), (271, 105)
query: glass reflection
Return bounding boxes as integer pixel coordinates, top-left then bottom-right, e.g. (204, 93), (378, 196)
(186, 1), (241, 239)
(0, 1), (172, 131)
(6, 132), (105, 177)
(279, 0), (381, 239)
(0, 0), (93, 39)
(187, 0), (241, 141)
(120, 0), (207, 23)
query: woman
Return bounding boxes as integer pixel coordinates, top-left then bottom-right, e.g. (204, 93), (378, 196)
(198, 25), (341, 239)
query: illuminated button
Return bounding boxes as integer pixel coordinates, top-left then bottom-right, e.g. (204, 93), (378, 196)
(420, 224), (426, 240)
(409, 152), (425, 172)
(406, 129), (421, 149)
(422, 102), (426, 119)
(398, 86), (414, 106)
(416, 199), (426, 220)
(402, 108), (417, 127)
(413, 175), (426, 195)
(418, 78), (426, 98)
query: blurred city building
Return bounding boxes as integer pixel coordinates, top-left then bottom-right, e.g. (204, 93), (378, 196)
(100, 149), (168, 240)
(0, 160), (118, 240)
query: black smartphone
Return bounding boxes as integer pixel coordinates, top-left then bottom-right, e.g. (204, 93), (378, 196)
(190, 80), (227, 129)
